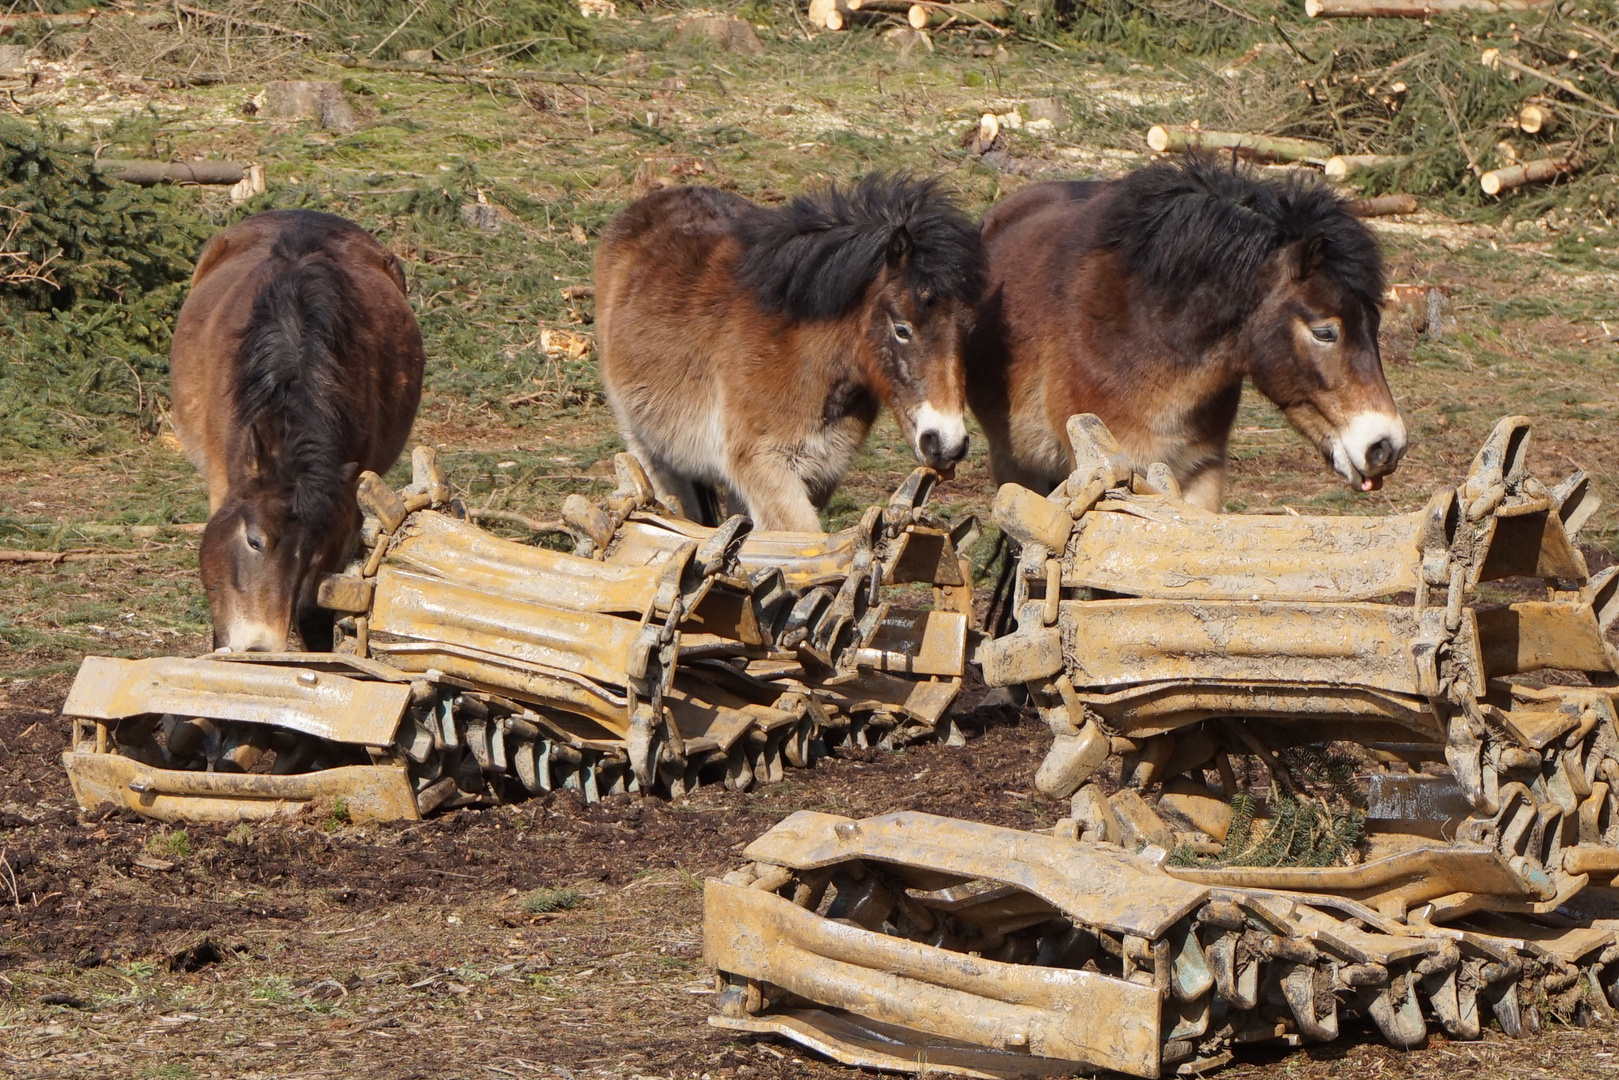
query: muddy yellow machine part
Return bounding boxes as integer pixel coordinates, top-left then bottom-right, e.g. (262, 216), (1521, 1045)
(62, 750), (417, 822)
(708, 811), (1619, 1078)
(710, 416), (1619, 1076)
(59, 449), (975, 820)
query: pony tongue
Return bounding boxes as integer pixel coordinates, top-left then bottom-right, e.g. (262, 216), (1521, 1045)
(1361, 477), (1383, 492)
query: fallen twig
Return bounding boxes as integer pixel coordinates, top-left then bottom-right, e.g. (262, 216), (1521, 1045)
(340, 58), (678, 92)
(465, 508), (569, 534)
(0, 549), (145, 564)
(1309, 0), (1551, 14)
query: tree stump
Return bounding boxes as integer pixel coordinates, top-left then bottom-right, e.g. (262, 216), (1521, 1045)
(262, 81), (356, 133)
(673, 17), (765, 55)
(1026, 97), (1068, 128)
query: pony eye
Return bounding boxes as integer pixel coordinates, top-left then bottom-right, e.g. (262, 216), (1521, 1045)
(1310, 324), (1339, 344)
(892, 321), (914, 344)
(246, 532), (265, 553)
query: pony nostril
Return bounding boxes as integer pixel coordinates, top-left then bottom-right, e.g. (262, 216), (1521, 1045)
(1365, 437), (1395, 471)
(919, 429), (942, 462)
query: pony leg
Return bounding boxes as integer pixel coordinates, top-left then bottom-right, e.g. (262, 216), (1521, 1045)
(1180, 462), (1227, 513)
(727, 454), (821, 532)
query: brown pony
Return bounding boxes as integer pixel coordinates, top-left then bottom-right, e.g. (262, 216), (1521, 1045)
(594, 174), (984, 532)
(170, 210), (424, 652)
(967, 155), (1405, 511)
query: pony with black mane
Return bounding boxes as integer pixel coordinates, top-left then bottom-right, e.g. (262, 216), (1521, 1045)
(967, 154), (1405, 511)
(170, 209), (424, 652)
(595, 173), (984, 531)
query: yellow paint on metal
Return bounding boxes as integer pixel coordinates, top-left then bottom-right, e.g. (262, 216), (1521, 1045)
(744, 811), (1207, 938)
(369, 566), (646, 688)
(705, 881), (1163, 1077)
(62, 655), (409, 746)
(62, 751), (419, 822)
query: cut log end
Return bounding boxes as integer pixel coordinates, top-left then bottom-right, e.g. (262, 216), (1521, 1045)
(1146, 125), (1170, 153)
(1304, 0), (1325, 13)
(1519, 103), (1556, 134)
(908, 4), (928, 29)
(826, 8), (845, 29)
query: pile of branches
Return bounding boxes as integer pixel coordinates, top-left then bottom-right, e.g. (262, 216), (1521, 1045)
(0, 119), (209, 452)
(1085, 0), (1619, 214)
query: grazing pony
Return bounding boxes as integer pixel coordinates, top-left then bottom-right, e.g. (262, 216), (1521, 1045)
(170, 210), (424, 652)
(966, 155), (1405, 511)
(594, 174), (985, 532)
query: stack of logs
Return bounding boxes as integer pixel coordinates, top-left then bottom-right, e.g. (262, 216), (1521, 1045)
(807, 0), (1013, 31)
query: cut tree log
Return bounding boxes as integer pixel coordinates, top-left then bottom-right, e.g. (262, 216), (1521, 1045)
(1348, 193), (1418, 216)
(1325, 154), (1401, 181)
(93, 160), (248, 185)
(907, 1), (1012, 29)
(1480, 156), (1575, 195)
(1147, 125), (1331, 164)
(0, 11), (99, 34)
(809, 0), (845, 26)
(1307, 0), (1552, 14)
(1519, 102), (1558, 134)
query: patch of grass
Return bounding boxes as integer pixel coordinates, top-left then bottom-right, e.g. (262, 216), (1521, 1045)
(225, 824), (257, 846)
(145, 829), (192, 859)
(120, 960), (159, 980)
(526, 973), (575, 999)
(323, 797), (350, 831)
(140, 1065), (195, 1080)
(249, 976), (292, 1003)
(519, 886), (583, 913)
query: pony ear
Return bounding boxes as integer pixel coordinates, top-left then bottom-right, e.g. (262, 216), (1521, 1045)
(1292, 233), (1326, 280)
(886, 226), (913, 268)
(339, 461), (360, 487)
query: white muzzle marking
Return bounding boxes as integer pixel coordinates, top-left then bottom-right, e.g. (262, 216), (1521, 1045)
(219, 618), (287, 654)
(1329, 410), (1408, 489)
(913, 401), (968, 466)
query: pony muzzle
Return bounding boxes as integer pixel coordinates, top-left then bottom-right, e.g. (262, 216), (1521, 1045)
(213, 617), (289, 654)
(913, 403), (968, 478)
(1329, 410), (1408, 492)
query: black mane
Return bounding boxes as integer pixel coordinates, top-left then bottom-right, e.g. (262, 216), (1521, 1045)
(1099, 154), (1385, 341)
(233, 212), (357, 528)
(732, 173), (984, 321)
